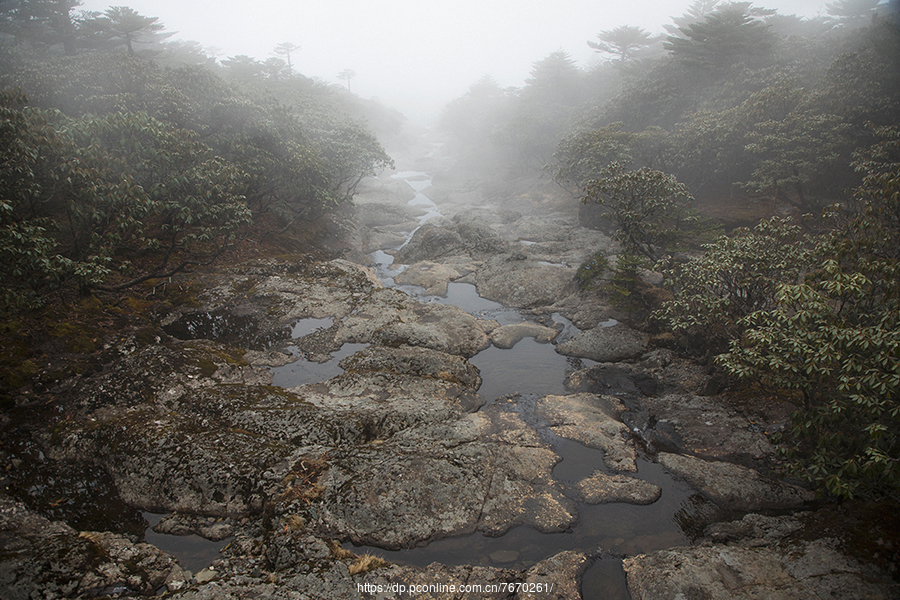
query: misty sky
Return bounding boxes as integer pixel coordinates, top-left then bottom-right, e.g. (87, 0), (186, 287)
(78, 1), (833, 122)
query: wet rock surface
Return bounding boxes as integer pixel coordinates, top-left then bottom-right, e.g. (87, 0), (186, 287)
(474, 253), (577, 309)
(6, 164), (897, 600)
(0, 494), (187, 597)
(393, 259), (476, 295)
(535, 393), (637, 472)
(658, 452), (814, 511)
(556, 323), (649, 363)
(624, 512), (900, 600)
(639, 392), (783, 463)
(576, 472), (662, 505)
(318, 404), (577, 549)
(490, 321), (559, 349)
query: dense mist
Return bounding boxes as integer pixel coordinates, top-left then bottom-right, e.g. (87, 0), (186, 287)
(73, 0), (843, 122)
(1, 2), (900, 598)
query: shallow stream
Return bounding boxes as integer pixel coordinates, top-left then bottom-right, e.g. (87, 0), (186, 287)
(39, 169), (706, 598)
(338, 171), (704, 599)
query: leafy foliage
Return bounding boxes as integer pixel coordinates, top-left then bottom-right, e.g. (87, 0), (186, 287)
(664, 2), (776, 74)
(588, 25), (655, 63)
(604, 251), (650, 312)
(715, 128), (900, 500)
(655, 217), (812, 348)
(582, 162), (695, 260)
(741, 84), (853, 211)
(0, 5), (396, 312)
(574, 251), (609, 290)
(551, 123), (674, 192)
(0, 92), (252, 309)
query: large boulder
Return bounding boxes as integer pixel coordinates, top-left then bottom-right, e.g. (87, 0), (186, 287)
(638, 392), (781, 463)
(475, 253), (577, 309)
(556, 323), (648, 362)
(317, 405), (577, 549)
(394, 225), (468, 263)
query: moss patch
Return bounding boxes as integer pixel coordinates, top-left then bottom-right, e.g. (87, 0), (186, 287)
(48, 322), (102, 354)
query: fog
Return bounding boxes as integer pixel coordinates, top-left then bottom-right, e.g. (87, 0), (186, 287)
(77, 0), (831, 122)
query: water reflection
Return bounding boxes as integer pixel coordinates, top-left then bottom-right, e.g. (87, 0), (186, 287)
(162, 308), (292, 350)
(355, 170), (700, 597)
(142, 513), (231, 574)
(270, 343), (369, 388)
(471, 338), (575, 402)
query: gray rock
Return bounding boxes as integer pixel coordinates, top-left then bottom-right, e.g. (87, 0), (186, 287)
(624, 538), (900, 600)
(393, 260), (474, 295)
(455, 220), (509, 257)
(522, 550), (590, 600)
(565, 362), (659, 397)
(535, 393), (637, 472)
(335, 287), (491, 358)
(394, 224), (468, 263)
(48, 402), (289, 517)
(704, 513), (806, 545)
(0, 495), (185, 598)
(659, 452), (814, 511)
(339, 344), (482, 390)
(317, 406), (576, 549)
(242, 349), (295, 368)
(556, 323), (648, 362)
(576, 471), (662, 505)
(154, 513), (235, 541)
(490, 322), (558, 349)
(475, 253), (577, 309)
(354, 201), (420, 229)
(393, 220), (510, 265)
(194, 568), (217, 584)
(640, 392), (780, 463)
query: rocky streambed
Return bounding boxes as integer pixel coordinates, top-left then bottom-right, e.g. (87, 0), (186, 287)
(2, 154), (898, 599)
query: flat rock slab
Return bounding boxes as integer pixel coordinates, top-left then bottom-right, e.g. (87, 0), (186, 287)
(556, 323), (648, 362)
(535, 393), (637, 472)
(393, 260), (473, 295)
(155, 548), (588, 600)
(565, 362), (659, 397)
(318, 407), (577, 549)
(335, 287), (491, 358)
(520, 550), (590, 600)
(51, 342), (484, 518)
(49, 402), (291, 517)
(639, 392), (779, 462)
(475, 254), (576, 309)
(624, 539), (900, 600)
(491, 322), (558, 349)
(338, 344), (482, 390)
(0, 495), (188, 597)
(576, 471), (662, 505)
(186, 258), (493, 359)
(659, 452), (814, 511)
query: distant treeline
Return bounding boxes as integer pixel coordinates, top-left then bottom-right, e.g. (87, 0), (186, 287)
(441, 0), (899, 212)
(0, 2), (398, 312)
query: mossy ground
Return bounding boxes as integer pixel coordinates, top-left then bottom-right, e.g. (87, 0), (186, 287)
(0, 268), (217, 402)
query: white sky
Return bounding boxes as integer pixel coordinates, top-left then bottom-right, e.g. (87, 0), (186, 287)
(78, 1), (833, 122)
